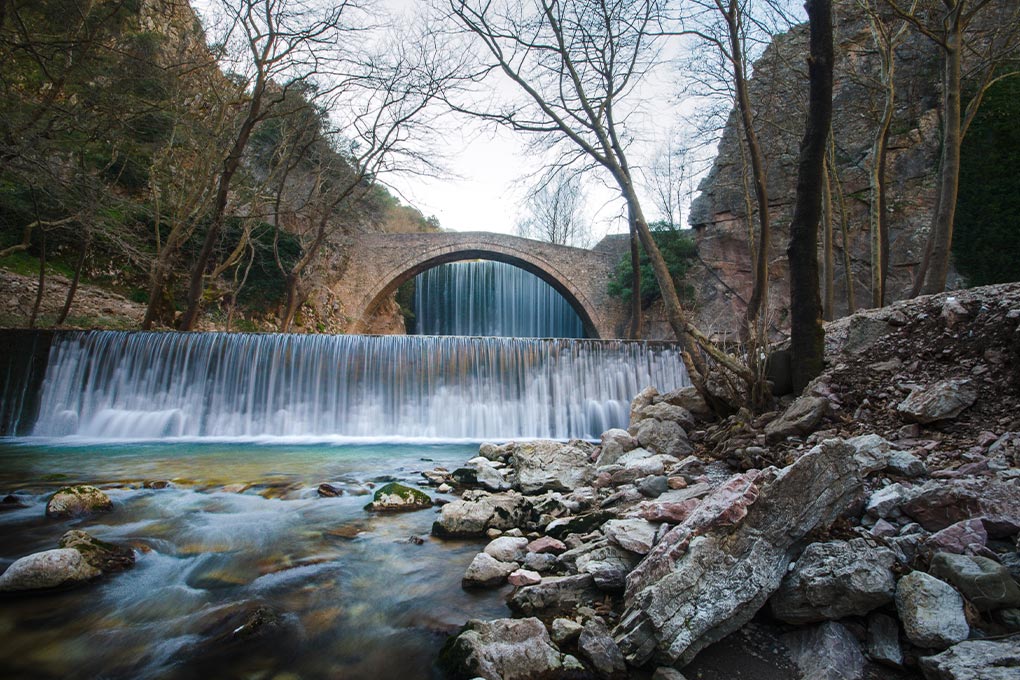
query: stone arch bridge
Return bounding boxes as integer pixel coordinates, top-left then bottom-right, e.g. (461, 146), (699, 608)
(336, 231), (631, 338)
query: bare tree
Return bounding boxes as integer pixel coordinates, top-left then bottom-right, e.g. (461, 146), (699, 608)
(444, 0), (753, 399)
(177, 0), (368, 330)
(787, 0), (833, 394)
(515, 172), (591, 247)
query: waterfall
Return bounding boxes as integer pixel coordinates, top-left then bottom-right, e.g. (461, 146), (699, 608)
(27, 331), (689, 440)
(413, 261), (585, 337)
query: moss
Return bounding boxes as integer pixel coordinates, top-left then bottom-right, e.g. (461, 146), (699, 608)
(364, 482), (432, 511)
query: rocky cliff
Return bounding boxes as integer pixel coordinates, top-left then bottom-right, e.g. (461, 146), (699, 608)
(688, 2), (947, 340)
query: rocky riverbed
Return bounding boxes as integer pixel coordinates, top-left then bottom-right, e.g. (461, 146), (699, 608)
(418, 283), (1020, 679)
(2, 283), (1019, 679)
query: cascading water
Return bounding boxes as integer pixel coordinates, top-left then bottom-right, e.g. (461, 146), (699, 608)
(28, 331), (688, 440)
(412, 260), (585, 337)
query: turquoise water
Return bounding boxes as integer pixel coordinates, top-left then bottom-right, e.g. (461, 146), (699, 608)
(0, 440), (508, 679)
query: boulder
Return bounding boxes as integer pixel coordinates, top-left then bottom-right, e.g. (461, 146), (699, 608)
(895, 571), (969, 649)
(484, 536), (529, 563)
(509, 440), (596, 494)
(508, 569), (542, 587)
(897, 379), (978, 424)
(574, 542), (640, 590)
(432, 491), (531, 538)
(0, 548), (101, 591)
(764, 395), (829, 443)
(597, 429), (640, 466)
(657, 386), (712, 420)
(901, 478), (1020, 536)
(317, 483), (343, 497)
(923, 519), (988, 555)
(578, 618), (627, 679)
(629, 386), (658, 424)
(462, 552), (518, 588)
(634, 403), (696, 431)
(438, 617), (570, 680)
(866, 483), (909, 518)
(929, 553), (1020, 612)
(886, 451), (927, 478)
(867, 612), (904, 668)
(551, 617), (584, 645)
(614, 439), (866, 667)
(364, 482), (432, 512)
(45, 485), (113, 518)
(59, 530), (135, 574)
(770, 539), (897, 624)
(638, 475), (669, 498)
(507, 574), (603, 617)
(545, 510), (615, 540)
(472, 458), (512, 492)
(846, 434), (894, 474)
(478, 442), (511, 462)
(528, 536), (567, 555)
(602, 519), (659, 556)
(918, 638), (1020, 680)
(781, 621), (866, 680)
(632, 419), (693, 459)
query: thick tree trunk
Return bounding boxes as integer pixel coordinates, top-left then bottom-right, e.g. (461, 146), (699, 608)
(788, 0), (833, 395)
(922, 22), (962, 295)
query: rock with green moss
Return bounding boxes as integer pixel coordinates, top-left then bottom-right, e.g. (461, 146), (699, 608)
(364, 482), (432, 512)
(59, 530), (135, 574)
(45, 485), (113, 518)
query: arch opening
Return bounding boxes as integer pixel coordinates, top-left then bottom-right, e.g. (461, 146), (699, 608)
(354, 247), (602, 338)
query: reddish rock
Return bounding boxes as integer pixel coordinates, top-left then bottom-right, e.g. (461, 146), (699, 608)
(924, 519), (988, 555)
(527, 536), (567, 555)
(508, 569), (542, 587)
(639, 498), (701, 524)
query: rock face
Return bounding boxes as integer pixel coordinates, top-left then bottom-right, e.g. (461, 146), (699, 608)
(918, 638), (1020, 680)
(686, 1), (946, 337)
(0, 549), (101, 591)
(929, 552), (1020, 612)
(614, 439), (866, 667)
(897, 379), (978, 424)
(439, 618), (571, 680)
(895, 571), (970, 649)
(509, 440), (596, 494)
(364, 482), (432, 512)
(45, 485), (113, 518)
(432, 491), (531, 538)
(770, 539), (897, 624)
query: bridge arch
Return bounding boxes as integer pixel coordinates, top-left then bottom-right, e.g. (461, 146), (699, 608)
(349, 242), (601, 337)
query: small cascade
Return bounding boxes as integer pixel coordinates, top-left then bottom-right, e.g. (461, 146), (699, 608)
(413, 261), (586, 337)
(27, 331), (688, 440)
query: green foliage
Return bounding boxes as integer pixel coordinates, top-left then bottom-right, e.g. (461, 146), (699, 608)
(227, 223), (302, 312)
(954, 72), (1020, 286)
(607, 223), (697, 308)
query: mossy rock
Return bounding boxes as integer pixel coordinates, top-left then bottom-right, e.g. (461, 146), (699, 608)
(364, 482), (432, 512)
(46, 485), (113, 518)
(59, 530), (135, 574)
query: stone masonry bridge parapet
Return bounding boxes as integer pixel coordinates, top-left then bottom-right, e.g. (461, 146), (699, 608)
(337, 231), (631, 338)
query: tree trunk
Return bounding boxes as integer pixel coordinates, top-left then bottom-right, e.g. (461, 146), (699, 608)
(55, 235), (88, 325)
(726, 2), (772, 328)
(29, 230), (46, 328)
(922, 18), (963, 295)
(829, 140), (856, 313)
(787, 0), (833, 395)
(628, 219), (642, 339)
(870, 44), (897, 307)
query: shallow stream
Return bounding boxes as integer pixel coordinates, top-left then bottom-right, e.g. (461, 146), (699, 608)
(0, 440), (507, 680)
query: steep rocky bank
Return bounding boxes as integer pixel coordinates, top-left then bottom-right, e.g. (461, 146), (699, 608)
(424, 282), (1020, 679)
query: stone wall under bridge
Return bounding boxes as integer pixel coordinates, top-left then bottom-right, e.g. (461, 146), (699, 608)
(336, 231), (634, 339)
